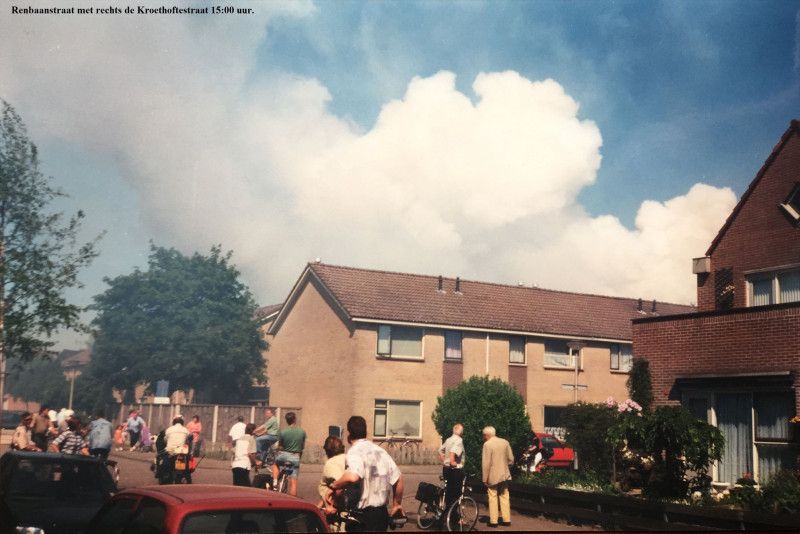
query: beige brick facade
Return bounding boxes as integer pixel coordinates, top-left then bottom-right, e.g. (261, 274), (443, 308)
(264, 265), (683, 451)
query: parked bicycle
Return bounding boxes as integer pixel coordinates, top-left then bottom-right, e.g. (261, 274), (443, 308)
(415, 473), (478, 531)
(378, 431), (421, 451)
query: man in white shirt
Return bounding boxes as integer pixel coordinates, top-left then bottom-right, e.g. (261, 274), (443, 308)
(439, 423), (465, 515)
(232, 423), (261, 486)
(228, 415), (246, 448)
(165, 415), (190, 454)
(327, 416), (404, 532)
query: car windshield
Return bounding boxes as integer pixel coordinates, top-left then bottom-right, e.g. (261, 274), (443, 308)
(180, 509), (326, 533)
(540, 436), (562, 449)
(8, 457), (114, 500)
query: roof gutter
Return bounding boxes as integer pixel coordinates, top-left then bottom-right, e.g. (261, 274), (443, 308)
(351, 317), (632, 344)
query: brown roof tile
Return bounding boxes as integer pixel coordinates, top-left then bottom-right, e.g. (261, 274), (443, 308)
(305, 263), (695, 341)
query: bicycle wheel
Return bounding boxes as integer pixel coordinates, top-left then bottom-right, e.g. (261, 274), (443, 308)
(278, 474), (289, 494)
(416, 501), (438, 529)
(446, 496), (478, 531)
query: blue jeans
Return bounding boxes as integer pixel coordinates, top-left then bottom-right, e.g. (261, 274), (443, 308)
(274, 451), (301, 478)
(255, 434), (278, 455)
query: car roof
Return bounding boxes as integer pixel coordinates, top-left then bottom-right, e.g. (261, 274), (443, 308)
(116, 484), (319, 510)
(1, 450), (108, 464)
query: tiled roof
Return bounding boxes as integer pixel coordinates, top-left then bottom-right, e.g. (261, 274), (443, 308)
(304, 263), (696, 341)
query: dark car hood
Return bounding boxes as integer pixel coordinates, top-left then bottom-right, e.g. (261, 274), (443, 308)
(5, 494), (108, 534)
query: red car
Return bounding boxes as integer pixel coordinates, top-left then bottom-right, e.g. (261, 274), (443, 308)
(85, 484), (329, 533)
(537, 432), (575, 468)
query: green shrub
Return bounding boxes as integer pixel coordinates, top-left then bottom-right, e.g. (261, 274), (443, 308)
(761, 470), (800, 514)
(560, 402), (617, 481)
(626, 358), (654, 412)
(638, 406), (723, 500)
(431, 375), (531, 472)
(517, 467), (614, 494)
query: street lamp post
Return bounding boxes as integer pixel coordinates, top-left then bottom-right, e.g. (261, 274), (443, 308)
(566, 340), (587, 403)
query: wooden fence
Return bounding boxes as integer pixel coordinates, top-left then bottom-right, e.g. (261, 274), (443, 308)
(108, 402), (440, 464)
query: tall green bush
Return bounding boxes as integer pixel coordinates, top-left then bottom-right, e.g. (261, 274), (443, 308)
(561, 399), (724, 500)
(431, 375), (531, 472)
(641, 405), (724, 499)
(560, 402), (618, 481)
(627, 358), (654, 412)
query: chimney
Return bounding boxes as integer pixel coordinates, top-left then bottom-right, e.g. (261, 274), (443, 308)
(637, 298), (643, 312)
(652, 300), (657, 313)
(455, 277), (461, 293)
(437, 275), (443, 292)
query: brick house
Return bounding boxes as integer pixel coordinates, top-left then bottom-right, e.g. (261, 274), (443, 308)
(633, 120), (800, 485)
(264, 262), (694, 450)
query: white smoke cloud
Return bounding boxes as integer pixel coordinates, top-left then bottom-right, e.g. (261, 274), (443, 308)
(0, 8), (737, 320)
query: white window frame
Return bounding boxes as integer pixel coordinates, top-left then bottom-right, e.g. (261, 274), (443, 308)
(746, 268), (800, 306)
(373, 399), (422, 438)
(610, 343), (633, 372)
(376, 324), (424, 360)
(543, 339), (574, 369)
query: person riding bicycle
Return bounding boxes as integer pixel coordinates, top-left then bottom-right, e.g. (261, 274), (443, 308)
(254, 408), (279, 461)
(523, 431), (544, 473)
(271, 411), (306, 496)
(327, 415), (405, 532)
(438, 423), (465, 518)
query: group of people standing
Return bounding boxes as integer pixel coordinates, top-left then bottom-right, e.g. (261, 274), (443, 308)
(225, 409), (524, 531)
(227, 409), (404, 532)
(439, 423), (516, 528)
(11, 406), (115, 459)
(229, 409), (306, 496)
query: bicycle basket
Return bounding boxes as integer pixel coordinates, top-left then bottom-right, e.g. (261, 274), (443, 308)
(415, 481), (440, 504)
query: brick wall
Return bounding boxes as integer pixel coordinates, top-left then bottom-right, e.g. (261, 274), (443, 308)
(633, 302), (800, 413)
(698, 127), (800, 311)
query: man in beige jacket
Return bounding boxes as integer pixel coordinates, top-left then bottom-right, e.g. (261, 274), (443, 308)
(481, 426), (514, 527)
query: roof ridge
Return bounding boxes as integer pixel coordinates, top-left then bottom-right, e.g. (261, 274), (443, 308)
(309, 262), (693, 308)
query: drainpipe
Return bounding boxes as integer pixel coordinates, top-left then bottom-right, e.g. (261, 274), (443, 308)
(485, 334), (490, 375)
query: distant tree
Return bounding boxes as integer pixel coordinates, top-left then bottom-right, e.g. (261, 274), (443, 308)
(432, 375), (531, 471)
(4, 355), (111, 415)
(627, 358), (654, 412)
(0, 100), (101, 420)
(89, 244), (268, 403)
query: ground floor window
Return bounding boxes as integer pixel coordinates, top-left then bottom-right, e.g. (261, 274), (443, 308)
(686, 390), (797, 484)
(373, 399), (421, 438)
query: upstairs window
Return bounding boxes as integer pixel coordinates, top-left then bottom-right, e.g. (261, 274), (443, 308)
(544, 339), (573, 368)
(780, 183), (800, 220)
(747, 270), (800, 306)
(377, 325), (423, 359)
(444, 330), (462, 361)
(509, 336), (526, 364)
(610, 343), (633, 372)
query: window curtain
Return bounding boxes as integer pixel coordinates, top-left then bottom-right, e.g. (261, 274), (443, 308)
(779, 271), (800, 303)
(377, 325), (391, 354)
(445, 330), (462, 360)
(509, 336), (525, 364)
(754, 391), (795, 483)
(544, 340), (570, 367)
(391, 326), (422, 357)
(716, 393), (753, 483)
(751, 279), (772, 306)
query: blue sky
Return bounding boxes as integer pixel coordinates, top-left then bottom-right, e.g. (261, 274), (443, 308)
(1, 0), (799, 349)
